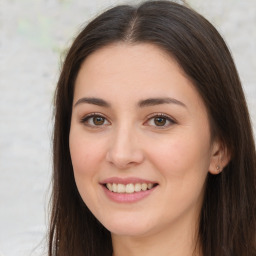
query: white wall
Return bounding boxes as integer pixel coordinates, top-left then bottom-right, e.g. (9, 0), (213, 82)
(0, 0), (255, 255)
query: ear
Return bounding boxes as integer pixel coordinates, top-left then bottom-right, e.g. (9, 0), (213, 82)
(209, 140), (231, 175)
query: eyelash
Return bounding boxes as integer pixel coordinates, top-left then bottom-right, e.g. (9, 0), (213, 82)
(80, 113), (176, 128)
(144, 113), (176, 128)
(80, 113), (110, 127)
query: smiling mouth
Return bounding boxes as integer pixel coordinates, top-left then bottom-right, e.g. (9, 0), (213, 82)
(104, 183), (158, 194)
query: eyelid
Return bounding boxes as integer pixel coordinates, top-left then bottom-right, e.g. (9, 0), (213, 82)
(144, 112), (176, 127)
(80, 112), (111, 127)
(79, 112), (176, 128)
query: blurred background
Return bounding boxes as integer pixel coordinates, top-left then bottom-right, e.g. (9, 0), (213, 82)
(0, 0), (255, 255)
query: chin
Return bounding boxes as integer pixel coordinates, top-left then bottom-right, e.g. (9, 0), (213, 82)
(109, 226), (151, 237)
(101, 217), (154, 237)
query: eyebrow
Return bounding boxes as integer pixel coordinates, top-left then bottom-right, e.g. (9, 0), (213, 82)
(74, 97), (111, 108)
(74, 97), (186, 108)
(138, 97), (187, 108)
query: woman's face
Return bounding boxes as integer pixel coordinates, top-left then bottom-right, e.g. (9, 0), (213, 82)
(69, 43), (219, 237)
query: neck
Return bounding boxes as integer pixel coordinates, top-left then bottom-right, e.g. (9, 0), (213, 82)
(111, 216), (201, 256)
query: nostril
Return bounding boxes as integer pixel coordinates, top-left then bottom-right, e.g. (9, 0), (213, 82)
(105, 142), (145, 169)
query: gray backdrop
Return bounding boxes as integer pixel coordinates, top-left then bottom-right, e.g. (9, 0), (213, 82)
(0, 0), (255, 255)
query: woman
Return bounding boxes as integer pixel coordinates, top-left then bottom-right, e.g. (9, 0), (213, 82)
(49, 1), (256, 255)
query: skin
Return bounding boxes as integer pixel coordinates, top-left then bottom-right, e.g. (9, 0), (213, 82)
(69, 43), (226, 256)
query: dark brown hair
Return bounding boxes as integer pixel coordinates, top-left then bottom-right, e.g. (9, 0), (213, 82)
(49, 1), (256, 255)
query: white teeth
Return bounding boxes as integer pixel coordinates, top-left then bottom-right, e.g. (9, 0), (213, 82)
(112, 183), (117, 192)
(141, 183), (147, 191)
(134, 183), (141, 192)
(106, 183), (155, 193)
(106, 183), (112, 191)
(117, 184), (126, 193)
(126, 184), (134, 193)
(147, 183), (153, 189)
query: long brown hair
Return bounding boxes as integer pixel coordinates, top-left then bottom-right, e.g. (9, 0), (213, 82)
(49, 1), (256, 255)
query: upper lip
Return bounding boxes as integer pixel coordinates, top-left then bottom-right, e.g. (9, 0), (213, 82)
(100, 177), (158, 185)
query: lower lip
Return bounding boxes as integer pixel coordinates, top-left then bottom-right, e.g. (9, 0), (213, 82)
(102, 185), (157, 203)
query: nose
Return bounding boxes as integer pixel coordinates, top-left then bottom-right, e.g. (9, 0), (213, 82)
(106, 126), (144, 169)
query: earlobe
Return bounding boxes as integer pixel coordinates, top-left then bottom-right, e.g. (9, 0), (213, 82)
(209, 141), (231, 175)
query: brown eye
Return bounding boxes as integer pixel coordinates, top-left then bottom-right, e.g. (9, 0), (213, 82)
(93, 116), (105, 125)
(154, 117), (167, 126)
(81, 114), (110, 127)
(145, 114), (175, 128)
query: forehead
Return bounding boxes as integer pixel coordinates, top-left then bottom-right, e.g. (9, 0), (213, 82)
(79, 42), (182, 75)
(74, 43), (205, 111)
(75, 43), (186, 92)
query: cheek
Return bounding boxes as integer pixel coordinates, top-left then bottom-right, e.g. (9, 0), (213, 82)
(147, 131), (212, 180)
(69, 130), (106, 208)
(147, 135), (211, 218)
(69, 130), (106, 176)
